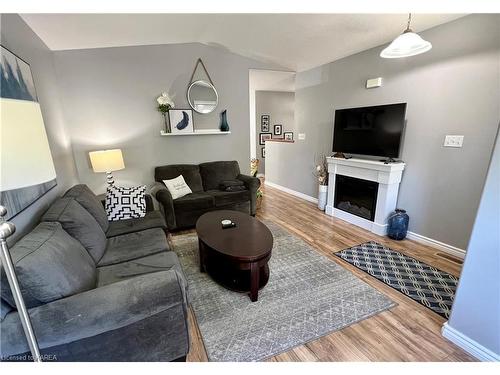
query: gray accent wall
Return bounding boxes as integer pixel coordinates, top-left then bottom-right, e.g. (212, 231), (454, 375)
(255, 91), (295, 174)
(1, 14), (79, 244)
(274, 14), (500, 249)
(447, 126), (500, 359)
(52, 44), (279, 194)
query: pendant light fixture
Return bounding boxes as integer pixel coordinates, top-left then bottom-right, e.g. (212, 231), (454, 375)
(380, 14), (432, 58)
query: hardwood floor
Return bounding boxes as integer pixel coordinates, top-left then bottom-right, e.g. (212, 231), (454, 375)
(180, 185), (474, 362)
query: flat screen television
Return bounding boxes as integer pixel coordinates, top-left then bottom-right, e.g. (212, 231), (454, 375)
(332, 103), (407, 158)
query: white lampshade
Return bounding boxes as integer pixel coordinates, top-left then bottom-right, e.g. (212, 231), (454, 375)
(380, 30), (432, 58)
(89, 149), (125, 173)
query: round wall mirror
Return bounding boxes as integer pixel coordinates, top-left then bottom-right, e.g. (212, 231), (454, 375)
(187, 80), (219, 114)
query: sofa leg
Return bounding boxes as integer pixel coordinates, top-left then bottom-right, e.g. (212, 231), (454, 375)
(172, 355), (187, 362)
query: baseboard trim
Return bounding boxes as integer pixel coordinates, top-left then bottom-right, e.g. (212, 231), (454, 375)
(264, 181), (318, 204)
(406, 231), (466, 259)
(442, 322), (500, 361)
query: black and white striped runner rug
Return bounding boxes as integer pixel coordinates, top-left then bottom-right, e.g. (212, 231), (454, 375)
(335, 241), (458, 319)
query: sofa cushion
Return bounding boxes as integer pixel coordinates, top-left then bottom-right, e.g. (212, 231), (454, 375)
(42, 198), (107, 263)
(155, 164), (204, 193)
(199, 161), (241, 191)
(0, 222), (96, 309)
(97, 228), (169, 267)
(163, 175), (192, 200)
(64, 184), (109, 232)
(173, 192), (215, 211)
(206, 189), (251, 207)
(96, 251), (186, 288)
(106, 210), (166, 238)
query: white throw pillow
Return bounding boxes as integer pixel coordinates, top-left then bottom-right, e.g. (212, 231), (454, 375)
(106, 185), (147, 221)
(163, 175), (192, 200)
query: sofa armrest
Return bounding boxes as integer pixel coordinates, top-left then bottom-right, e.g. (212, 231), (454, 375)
(98, 193), (154, 212)
(237, 174), (261, 215)
(0, 270), (189, 361)
(153, 182), (176, 230)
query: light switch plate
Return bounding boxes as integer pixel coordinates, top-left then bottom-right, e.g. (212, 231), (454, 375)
(444, 135), (464, 148)
(298, 133), (306, 140)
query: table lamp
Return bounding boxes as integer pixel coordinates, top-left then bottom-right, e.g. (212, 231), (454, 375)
(89, 149), (125, 186)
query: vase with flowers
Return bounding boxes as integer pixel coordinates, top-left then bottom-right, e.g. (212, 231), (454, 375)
(313, 155), (329, 211)
(157, 92), (175, 133)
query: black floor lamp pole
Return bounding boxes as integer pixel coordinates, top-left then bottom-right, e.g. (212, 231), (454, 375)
(0, 205), (41, 362)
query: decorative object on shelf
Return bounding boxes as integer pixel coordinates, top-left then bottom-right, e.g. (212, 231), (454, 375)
(156, 91), (175, 133)
(284, 132), (294, 141)
(259, 133), (272, 145)
(187, 58), (218, 114)
(261, 147), (266, 158)
(273, 124), (283, 136)
(169, 109), (194, 134)
(313, 155), (328, 211)
(89, 149), (125, 186)
(380, 14), (432, 58)
(261, 115), (270, 132)
(219, 109), (230, 132)
(0, 205), (42, 362)
(1, 46), (57, 220)
(387, 209), (409, 240)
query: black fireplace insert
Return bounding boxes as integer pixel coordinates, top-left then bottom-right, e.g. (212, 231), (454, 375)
(334, 175), (379, 221)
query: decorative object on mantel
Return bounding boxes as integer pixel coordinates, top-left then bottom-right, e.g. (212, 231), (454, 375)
(387, 209), (409, 240)
(284, 132), (294, 141)
(187, 58), (218, 114)
(219, 109), (230, 132)
(168, 109), (194, 134)
(314, 155), (328, 211)
(156, 92), (175, 133)
(380, 13), (432, 58)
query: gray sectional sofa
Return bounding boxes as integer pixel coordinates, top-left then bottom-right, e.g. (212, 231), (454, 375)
(0, 184), (189, 362)
(153, 161), (261, 230)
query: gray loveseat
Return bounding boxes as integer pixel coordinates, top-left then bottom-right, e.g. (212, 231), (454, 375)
(153, 161), (260, 231)
(0, 184), (189, 362)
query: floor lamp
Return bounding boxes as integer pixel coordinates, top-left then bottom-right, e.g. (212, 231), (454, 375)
(0, 205), (42, 361)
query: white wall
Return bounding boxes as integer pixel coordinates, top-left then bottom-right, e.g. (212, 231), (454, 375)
(443, 126), (500, 361)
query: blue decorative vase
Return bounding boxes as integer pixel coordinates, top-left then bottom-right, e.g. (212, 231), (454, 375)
(387, 209), (409, 240)
(220, 109), (230, 132)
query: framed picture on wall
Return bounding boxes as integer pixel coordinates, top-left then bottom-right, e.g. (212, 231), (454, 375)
(259, 133), (272, 145)
(274, 124), (283, 136)
(261, 122), (269, 132)
(261, 114), (270, 126)
(169, 109), (194, 134)
(261, 147), (266, 158)
(284, 132), (294, 141)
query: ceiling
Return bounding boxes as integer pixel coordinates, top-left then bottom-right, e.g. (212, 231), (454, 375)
(21, 14), (465, 71)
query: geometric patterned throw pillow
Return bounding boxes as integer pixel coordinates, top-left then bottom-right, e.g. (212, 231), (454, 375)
(105, 185), (146, 222)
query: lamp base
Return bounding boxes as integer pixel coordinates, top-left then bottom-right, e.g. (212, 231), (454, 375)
(106, 172), (115, 186)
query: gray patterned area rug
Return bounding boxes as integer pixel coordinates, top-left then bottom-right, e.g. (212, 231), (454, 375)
(335, 241), (458, 319)
(172, 221), (396, 362)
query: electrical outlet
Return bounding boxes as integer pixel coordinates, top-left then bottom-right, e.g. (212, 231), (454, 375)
(298, 133), (306, 140)
(444, 135), (464, 148)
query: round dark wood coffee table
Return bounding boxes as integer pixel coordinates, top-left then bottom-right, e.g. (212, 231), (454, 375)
(196, 210), (273, 302)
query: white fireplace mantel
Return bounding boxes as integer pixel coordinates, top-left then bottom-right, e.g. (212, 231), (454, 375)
(325, 157), (406, 236)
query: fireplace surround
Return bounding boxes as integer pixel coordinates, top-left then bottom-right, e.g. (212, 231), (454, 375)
(326, 157), (406, 235)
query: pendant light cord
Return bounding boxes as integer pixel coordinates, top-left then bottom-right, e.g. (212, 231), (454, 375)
(405, 13), (412, 32)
